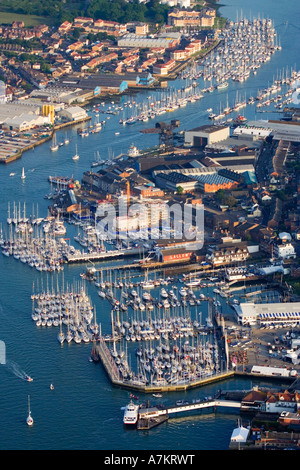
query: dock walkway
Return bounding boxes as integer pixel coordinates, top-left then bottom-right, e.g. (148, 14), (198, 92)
(136, 398), (241, 429)
(139, 399), (241, 420)
(64, 248), (141, 263)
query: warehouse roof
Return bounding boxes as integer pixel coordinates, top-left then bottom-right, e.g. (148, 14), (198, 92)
(155, 172), (197, 183)
(188, 124), (229, 133)
(193, 173), (233, 185)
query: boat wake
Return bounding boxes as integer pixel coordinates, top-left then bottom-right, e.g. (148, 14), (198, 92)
(5, 360), (31, 381)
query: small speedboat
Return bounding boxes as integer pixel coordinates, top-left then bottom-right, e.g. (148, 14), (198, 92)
(50, 383), (54, 391)
(25, 375), (33, 382)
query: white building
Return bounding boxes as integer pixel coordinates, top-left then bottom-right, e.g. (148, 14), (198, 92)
(184, 124), (230, 147)
(2, 114), (50, 131)
(273, 241), (296, 260)
(160, 0), (191, 7)
(233, 302), (300, 325)
(59, 106), (88, 121)
(233, 125), (272, 140)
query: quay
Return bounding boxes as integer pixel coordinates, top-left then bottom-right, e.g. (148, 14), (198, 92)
(0, 116), (91, 164)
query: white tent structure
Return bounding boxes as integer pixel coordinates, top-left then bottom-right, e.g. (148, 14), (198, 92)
(230, 425), (249, 443)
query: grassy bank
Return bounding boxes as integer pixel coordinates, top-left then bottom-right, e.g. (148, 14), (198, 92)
(0, 1), (56, 26)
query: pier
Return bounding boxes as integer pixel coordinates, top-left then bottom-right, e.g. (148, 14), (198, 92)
(137, 398), (240, 429)
(64, 247), (142, 263)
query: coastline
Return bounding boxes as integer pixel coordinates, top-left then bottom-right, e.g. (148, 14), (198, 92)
(0, 36), (223, 165)
(0, 115), (91, 164)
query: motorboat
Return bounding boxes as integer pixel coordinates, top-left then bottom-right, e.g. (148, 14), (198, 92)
(179, 287), (187, 297)
(123, 401), (139, 425)
(142, 291), (151, 302)
(160, 288), (168, 299)
(25, 375), (33, 382)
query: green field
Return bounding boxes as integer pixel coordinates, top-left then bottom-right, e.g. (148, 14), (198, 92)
(0, 3), (56, 26)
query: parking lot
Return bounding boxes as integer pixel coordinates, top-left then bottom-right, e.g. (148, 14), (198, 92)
(226, 321), (300, 374)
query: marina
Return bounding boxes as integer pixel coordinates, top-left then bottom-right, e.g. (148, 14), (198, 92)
(0, 0), (299, 451)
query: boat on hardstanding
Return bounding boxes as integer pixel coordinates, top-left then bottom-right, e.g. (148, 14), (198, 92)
(123, 401), (139, 425)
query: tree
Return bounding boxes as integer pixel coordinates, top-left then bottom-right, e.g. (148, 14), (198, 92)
(177, 186), (184, 195)
(225, 195), (237, 208)
(215, 189), (225, 201)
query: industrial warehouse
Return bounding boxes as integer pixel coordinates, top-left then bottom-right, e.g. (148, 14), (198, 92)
(233, 302), (300, 326)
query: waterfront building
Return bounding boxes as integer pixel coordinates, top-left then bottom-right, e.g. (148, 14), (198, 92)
(233, 302), (300, 326)
(0, 102), (52, 131)
(59, 106), (88, 122)
(206, 242), (249, 266)
(184, 124), (230, 148)
(58, 74), (128, 95)
(156, 246), (195, 264)
(264, 390), (298, 414)
(167, 9), (215, 28)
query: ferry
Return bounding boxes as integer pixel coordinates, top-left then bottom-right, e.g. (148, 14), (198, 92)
(123, 401), (139, 425)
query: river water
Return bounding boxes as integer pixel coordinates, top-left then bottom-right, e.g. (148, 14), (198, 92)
(0, 0), (299, 450)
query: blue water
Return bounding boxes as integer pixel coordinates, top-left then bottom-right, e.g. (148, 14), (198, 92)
(0, 0), (299, 450)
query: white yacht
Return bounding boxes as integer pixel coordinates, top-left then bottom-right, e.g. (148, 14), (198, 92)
(160, 288), (168, 299)
(123, 401), (139, 425)
(142, 291), (151, 302)
(57, 331), (65, 344)
(185, 278), (201, 287)
(26, 396), (34, 426)
(141, 280), (154, 290)
(72, 144), (79, 161)
(179, 287), (187, 297)
(50, 135), (59, 151)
